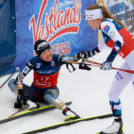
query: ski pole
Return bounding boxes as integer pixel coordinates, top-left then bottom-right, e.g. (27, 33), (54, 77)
(0, 67), (19, 89)
(66, 60), (134, 74)
(83, 58), (134, 74)
(8, 108), (25, 118)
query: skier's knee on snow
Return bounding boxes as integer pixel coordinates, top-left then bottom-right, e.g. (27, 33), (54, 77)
(44, 88), (59, 103)
(47, 88), (59, 98)
(44, 89), (57, 104)
(44, 89), (66, 110)
(44, 92), (53, 104)
(8, 79), (18, 94)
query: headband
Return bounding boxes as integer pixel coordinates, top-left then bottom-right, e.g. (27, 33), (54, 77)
(84, 9), (103, 20)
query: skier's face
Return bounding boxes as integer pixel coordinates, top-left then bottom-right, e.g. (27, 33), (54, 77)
(87, 20), (98, 30)
(87, 18), (103, 30)
(40, 49), (53, 62)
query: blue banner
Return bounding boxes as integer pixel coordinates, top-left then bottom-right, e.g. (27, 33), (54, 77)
(14, 0), (97, 70)
(0, 0), (16, 77)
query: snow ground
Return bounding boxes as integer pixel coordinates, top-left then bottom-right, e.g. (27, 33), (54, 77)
(0, 48), (134, 134)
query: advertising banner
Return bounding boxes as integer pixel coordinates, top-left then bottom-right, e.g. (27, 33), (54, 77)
(125, 0), (134, 35)
(13, 0), (97, 70)
(97, 0), (134, 35)
(0, 0), (16, 77)
(107, 0), (126, 25)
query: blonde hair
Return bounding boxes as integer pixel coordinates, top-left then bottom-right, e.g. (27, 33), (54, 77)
(86, 4), (125, 27)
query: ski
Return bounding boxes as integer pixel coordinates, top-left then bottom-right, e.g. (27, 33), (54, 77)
(96, 132), (125, 134)
(23, 113), (113, 134)
(0, 101), (72, 125)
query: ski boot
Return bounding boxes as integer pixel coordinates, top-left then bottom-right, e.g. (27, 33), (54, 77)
(97, 118), (123, 134)
(62, 107), (80, 122)
(27, 100), (40, 110)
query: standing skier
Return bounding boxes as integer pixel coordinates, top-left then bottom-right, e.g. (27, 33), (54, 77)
(8, 39), (79, 121)
(75, 4), (134, 134)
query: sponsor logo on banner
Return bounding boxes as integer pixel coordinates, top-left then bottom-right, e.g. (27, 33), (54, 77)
(29, 0), (81, 55)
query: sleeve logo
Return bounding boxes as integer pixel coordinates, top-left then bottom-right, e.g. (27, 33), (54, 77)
(103, 25), (110, 33)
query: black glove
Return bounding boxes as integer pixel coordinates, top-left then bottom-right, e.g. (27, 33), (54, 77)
(79, 62), (91, 71)
(76, 51), (89, 60)
(14, 89), (27, 109)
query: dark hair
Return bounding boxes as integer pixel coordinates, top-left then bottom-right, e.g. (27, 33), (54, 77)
(86, 4), (125, 27)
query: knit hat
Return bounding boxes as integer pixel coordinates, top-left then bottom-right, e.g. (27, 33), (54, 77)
(34, 40), (51, 56)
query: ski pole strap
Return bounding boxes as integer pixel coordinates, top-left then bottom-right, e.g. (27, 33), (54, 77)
(66, 63), (76, 73)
